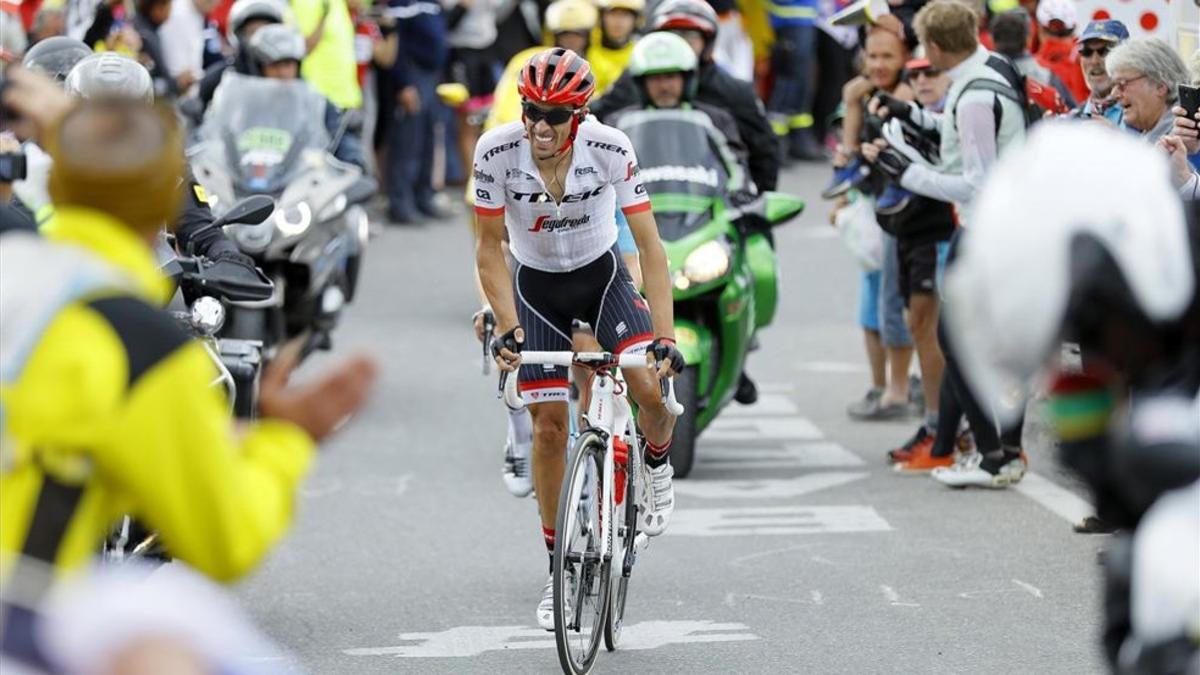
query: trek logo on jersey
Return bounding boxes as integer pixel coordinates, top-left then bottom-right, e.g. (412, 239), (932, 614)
(585, 140), (628, 156)
(511, 186), (605, 203)
(528, 214), (590, 233)
(482, 140), (521, 162)
(574, 166), (598, 177)
(625, 162), (639, 181)
(473, 166), (495, 183)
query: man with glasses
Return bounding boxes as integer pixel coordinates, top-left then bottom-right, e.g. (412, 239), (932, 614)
(473, 47), (683, 630)
(1069, 19), (1129, 124)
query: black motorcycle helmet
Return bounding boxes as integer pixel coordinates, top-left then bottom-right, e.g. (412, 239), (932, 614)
(22, 36), (93, 83)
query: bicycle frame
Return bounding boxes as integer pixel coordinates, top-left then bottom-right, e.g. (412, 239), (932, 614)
(502, 351), (682, 566)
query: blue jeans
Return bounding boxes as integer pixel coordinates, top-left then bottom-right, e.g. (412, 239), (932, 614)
(879, 232), (913, 348)
(386, 68), (438, 218)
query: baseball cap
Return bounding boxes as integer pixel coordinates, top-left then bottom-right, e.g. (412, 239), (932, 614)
(905, 57), (933, 71)
(1079, 19), (1130, 44)
(1035, 0), (1076, 34)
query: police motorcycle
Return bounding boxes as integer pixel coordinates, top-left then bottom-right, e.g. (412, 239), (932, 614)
(189, 72), (373, 365)
(104, 196), (277, 564)
(616, 108), (804, 476)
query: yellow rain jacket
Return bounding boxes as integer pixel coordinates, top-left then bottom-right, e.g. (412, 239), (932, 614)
(0, 208), (315, 583)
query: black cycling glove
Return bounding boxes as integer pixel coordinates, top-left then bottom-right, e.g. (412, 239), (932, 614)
(649, 337), (685, 374)
(874, 92), (916, 123)
(491, 325), (524, 360)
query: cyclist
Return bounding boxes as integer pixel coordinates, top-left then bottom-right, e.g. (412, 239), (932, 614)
(473, 47), (683, 630)
(472, 0), (641, 499)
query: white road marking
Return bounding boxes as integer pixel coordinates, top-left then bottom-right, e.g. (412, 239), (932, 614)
(723, 592), (823, 606)
(675, 472), (867, 500)
(668, 505), (892, 537)
(811, 590), (824, 605)
(696, 442), (865, 469)
(702, 417), (824, 442)
(722, 394), (801, 417)
(1014, 472), (1093, 526)
(1012, 579), (1044, 599)
(343, 621), (758, 658)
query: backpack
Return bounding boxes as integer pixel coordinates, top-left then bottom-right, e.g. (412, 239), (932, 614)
(951, 54), (1040, 134)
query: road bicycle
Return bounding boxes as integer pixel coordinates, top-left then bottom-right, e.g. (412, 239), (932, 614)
(501, 350), (683, 675)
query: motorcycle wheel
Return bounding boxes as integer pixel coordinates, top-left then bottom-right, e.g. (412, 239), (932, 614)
(669, 367), (700, 478)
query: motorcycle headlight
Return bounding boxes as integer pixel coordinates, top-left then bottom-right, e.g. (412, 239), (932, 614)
(274, 202), (312, 237)
(681, 239), (731, 286)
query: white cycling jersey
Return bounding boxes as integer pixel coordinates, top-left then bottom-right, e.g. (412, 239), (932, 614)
(472, 120), (652, 273)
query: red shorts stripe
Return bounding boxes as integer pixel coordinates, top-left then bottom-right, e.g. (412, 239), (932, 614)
(518, 378), (570, 392)
(621, 201), (652, 216)
(474, 204), (504, 217)
(615, 331), (653, 355)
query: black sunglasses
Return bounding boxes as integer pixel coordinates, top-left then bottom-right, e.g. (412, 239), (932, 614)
(1078, 45), (1111, 58)
(523, 102), (576, 125)
(908, 67), (942, 79)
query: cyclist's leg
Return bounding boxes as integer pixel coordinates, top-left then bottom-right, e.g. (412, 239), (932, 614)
(588, 248), (673, 454)
(515, 263), (575, 555)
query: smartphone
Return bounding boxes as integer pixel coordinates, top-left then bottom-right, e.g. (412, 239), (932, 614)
(0, 152), (26, 182)
(1179, 84), (1200, 119)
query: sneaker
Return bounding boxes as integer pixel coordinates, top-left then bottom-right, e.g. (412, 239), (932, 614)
(886, 425), (929, 464)
(821, 158), (870, 200)
(893, 431), (954, 474)
(536, 572), (574, 631)
(931, 452), (1025, 489)
(502, 437), (533, 498)
(847, 388), (909, 421)
(640, 461), (675, 536)
(875, 185), (912, 215)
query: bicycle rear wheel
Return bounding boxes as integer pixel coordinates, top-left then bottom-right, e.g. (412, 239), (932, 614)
(603, 449), (636, 651)
(554, 431), (611, 675)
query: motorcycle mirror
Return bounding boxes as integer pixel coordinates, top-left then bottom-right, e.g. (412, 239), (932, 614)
(213, 194), (276, 228)
(763, 192), (805, 227)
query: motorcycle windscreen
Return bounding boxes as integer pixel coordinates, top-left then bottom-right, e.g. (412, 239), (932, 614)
(617, 109), (731, 242)
(200, 73), (331, 195)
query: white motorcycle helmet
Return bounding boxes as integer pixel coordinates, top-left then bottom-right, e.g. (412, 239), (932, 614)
(942, 122), (1195, 425)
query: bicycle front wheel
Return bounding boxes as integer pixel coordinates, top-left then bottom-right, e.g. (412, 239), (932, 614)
(604, 444), (637, 651)
(554, 431), (611, 675)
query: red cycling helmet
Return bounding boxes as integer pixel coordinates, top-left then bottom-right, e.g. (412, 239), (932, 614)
(517, 47), (596, 108)
(649, 0), (718, 37)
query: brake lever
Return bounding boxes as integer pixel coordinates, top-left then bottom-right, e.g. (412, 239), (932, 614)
(497, 370), (509, 399)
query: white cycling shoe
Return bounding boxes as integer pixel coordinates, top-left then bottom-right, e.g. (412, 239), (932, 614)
(536, 572), (574, 631)
(502, 437), (533, 498)
(640, 461), (675, 537)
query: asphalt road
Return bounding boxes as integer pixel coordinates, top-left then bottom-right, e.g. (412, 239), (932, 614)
(235, 160), (1109, 674)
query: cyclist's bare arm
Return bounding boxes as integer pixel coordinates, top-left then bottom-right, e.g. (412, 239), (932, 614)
(476, 211), (520, 334)
(626, 208), (675, 343)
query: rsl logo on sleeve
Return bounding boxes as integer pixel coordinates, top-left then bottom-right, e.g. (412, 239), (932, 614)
(192, 184), (209, 205)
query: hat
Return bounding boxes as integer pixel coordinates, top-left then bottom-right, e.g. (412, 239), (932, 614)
(905, 57), (932, 71)
(1079, 19), (1129, 44)
(1035, 0), (1076, 32)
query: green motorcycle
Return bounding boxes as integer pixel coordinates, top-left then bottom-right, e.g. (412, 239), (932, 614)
(617, 109), (805, 477)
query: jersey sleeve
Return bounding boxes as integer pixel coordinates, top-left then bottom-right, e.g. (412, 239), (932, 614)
(471, 136), (507, 217)
(608, 128), (652, 216)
